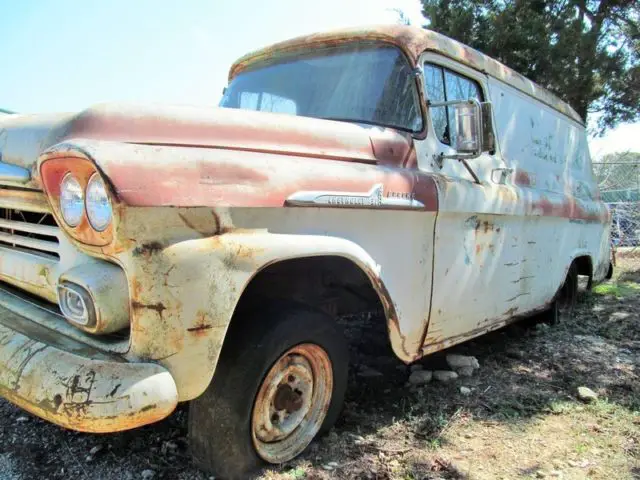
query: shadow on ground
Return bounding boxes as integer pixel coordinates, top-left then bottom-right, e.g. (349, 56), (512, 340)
(0, 272), (638, 480)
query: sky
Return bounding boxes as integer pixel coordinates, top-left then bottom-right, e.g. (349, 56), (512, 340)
(1, 0), (638, 159)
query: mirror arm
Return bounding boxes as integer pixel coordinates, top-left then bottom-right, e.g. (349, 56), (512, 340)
(437, 152), (482, 184)
(460, 158), (481, 184)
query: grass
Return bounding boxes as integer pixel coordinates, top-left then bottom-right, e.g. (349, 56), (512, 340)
(593, 281), (640, 298)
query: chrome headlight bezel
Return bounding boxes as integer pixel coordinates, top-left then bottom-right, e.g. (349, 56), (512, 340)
(85, 173), (113, 232)
(60, 173), (84, 227)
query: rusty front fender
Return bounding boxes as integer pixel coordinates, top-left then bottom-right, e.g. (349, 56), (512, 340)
(123, 231), (403, 402)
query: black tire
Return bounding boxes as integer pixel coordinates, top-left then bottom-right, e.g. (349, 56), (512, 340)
(189, 302), (349, 480)
(549, 262), (578, 324)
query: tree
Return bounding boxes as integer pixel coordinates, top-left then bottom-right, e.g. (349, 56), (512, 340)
(421, 0), (640, 132)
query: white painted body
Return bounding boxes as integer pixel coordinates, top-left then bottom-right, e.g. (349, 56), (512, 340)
(0, 25), (611, 433)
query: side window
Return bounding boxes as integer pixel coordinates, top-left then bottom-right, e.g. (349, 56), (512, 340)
(423, 63), (483, 146)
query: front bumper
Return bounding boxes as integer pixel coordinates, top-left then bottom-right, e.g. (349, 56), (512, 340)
(0, 288), (178, 433)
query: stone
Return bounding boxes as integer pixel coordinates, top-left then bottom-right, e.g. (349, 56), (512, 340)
(577, 386), (598, 403)
(457, 366), (475, 377)
(446, 354), (480, 370)
(408, 370), (433, 385)
(410, 364), (423, 372)
(348, 433), (366, 445)
(89, 445), (103, 456)
(433, 370), (459, 382)
(460, 386), (472, 396)
(141, 469), (155, 480)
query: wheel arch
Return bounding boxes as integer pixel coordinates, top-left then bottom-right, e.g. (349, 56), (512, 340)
(570, 253), (594, 289)
(226, 252), (406, 360)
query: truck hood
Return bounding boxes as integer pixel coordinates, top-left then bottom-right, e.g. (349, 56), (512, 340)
(0, 104), (415, 190)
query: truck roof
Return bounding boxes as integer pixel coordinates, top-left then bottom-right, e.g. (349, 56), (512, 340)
(229, 25), (583, 125)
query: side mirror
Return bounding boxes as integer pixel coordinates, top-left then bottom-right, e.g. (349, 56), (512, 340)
(429, 98), (496, 184)
(453, 101), (481, 153)
(430, 99), (495, 157)
(452, 99), (495, 155)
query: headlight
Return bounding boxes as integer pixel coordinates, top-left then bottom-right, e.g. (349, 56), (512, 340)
(85, 173), (112, 232)
(60, 174), (84, 227)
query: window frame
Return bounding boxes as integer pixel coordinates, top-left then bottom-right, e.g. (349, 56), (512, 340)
(420, 55), (487, 147)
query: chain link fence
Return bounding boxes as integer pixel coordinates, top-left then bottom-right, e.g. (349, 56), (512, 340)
(593, 159), (640, 270)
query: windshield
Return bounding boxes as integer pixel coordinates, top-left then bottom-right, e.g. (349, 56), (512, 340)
(220, 45), (422, 132)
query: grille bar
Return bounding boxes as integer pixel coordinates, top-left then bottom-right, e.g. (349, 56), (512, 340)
(0, 206), (60, 259)
(0, 218), (59, 237)
(0, 231), (59, 254)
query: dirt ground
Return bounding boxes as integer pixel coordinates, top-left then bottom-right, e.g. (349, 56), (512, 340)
(0, 257), (638, 480)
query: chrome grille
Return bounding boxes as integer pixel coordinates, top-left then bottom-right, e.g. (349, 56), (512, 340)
(0, 207), (60, 259)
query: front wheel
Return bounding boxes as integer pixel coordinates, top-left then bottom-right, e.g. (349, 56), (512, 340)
(189, 303), (349, 479)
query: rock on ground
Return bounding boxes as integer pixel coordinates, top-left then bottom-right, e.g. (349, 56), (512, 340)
(460, 386), (472, 396)
(577, 386), (598, 403)
(433, 370), (459, 382)
(457, 366), (475, 377)
(408, 370), (433, 385)
(446, 354), (480, 370)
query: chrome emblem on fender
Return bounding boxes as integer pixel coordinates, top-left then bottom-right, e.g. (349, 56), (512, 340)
(286, 183), (425, 209)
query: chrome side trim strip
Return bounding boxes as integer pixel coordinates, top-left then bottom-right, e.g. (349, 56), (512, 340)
(286, 183), (425, 209)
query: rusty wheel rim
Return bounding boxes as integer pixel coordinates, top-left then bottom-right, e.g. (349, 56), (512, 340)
(251, 343), (333, 463)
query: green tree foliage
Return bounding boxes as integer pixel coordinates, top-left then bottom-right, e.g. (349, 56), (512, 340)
(421, 1), (639, 131)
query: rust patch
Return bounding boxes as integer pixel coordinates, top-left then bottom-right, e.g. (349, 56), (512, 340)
(132, 242), (164, 258)
(178, 210), (221, 237)
(514, 169), (532, 186)
(187, 312), (214, 336)
(187, 324), (213, 333)
(131, 301), (167, 318)
(131, 277), (143, 298)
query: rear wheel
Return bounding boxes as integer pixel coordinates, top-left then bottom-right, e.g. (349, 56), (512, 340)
(189, 303), (348, 479)
(549, 262), (578, 324)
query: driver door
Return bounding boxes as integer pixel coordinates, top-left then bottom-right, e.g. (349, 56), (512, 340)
(416, 55), (526, 350)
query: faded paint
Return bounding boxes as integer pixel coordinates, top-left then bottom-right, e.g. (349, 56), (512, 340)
(0, 304), (177, 432)
(0, 25), (610, 438)
(229, 25), (583, 125)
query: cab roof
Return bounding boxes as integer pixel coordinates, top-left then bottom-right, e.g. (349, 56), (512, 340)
(229, 25), (583, 125)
